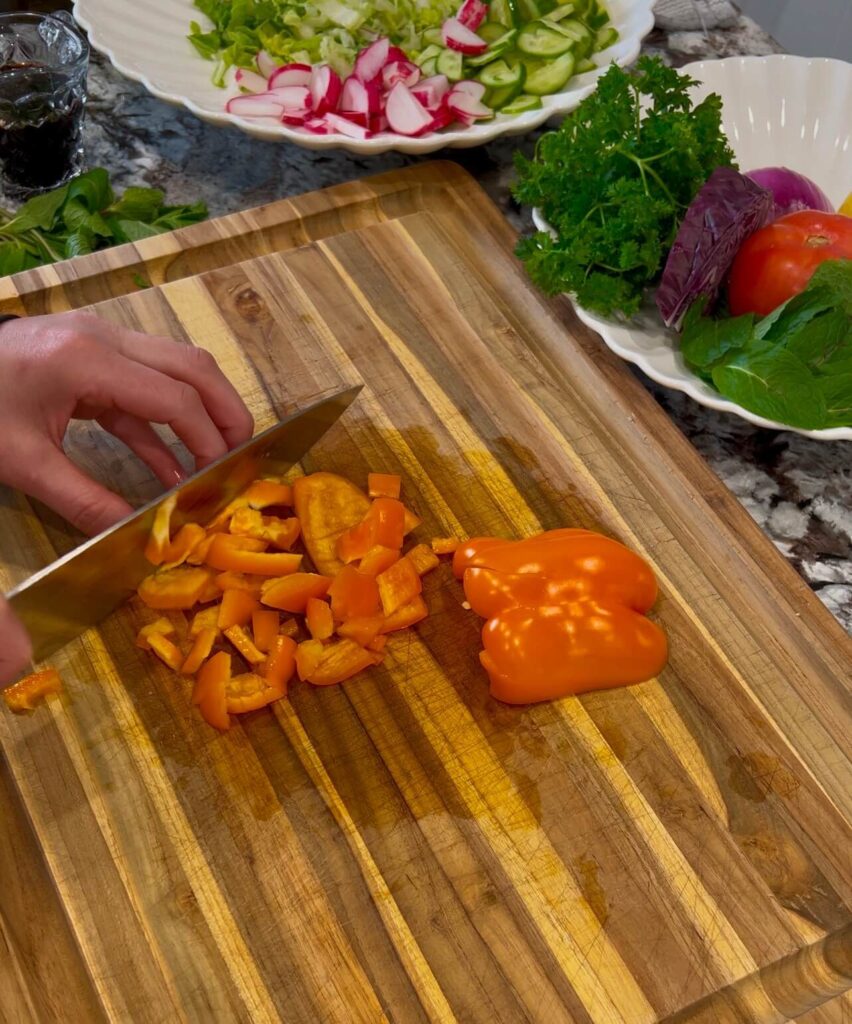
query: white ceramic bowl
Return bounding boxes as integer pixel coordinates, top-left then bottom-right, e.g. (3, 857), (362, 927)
(72, 0), (654, 154)
(533, 55), (852, 441)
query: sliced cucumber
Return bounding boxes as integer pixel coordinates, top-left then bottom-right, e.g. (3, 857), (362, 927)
(478, 21), (510, 42)
(501, 92), (543, 114)
(594, 25), (618, 50)
(516, 0), (543, 21)
(465, 29), (518, 65)
(583, 2), (610, 31)
(488, 0), (520, 27)
(548, 17), (592, 56)
(436, 47), (464, 80)
(422, 27), (444, 46)
(415, 44), (441, 67)
(517, 20), (574, 57)
(543, 3), (576, 21)
(477, 58), (525, 89)
(524, 49), (574, 94)
(419, 56), (438, 76)
(575, 56), (596, 72)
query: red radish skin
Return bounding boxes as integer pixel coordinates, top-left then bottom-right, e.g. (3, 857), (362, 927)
(354, 37), (390, 82)
(256, 50), (279, 79)
(281, 108), (312, 125)
(385, 81), (433, 135)
(451, 79), (486, 100)
(227, 94), (285, 117)
(269, 63), (312, 89)
(448, 89), (492, 119)
(382, 60), (420, 90)
(268, 85), (312, 109)
(324, 112), (373, 139)
(235, 68), (269, 93)
(441, 17), (488, 54)
(303, 117), (332, 134)
(310, 65), (342, 116)
(340, 76), (381, 116)
(387, 45), (409, 64)
(457, 0), (488, 30)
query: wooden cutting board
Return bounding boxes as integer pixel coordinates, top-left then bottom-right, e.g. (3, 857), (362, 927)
(0, 163), (849, 1024)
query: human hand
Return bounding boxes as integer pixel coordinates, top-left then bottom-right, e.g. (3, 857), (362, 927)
(0, 595), (32, 688)
(0, 312), (254, 536)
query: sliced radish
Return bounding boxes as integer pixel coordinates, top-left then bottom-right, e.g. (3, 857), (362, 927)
(370, 113), (389, 133)
(441, 17), (488, 54)
(303, 117), (332, 135)
(456, 0), (488, 30)
(382, 59), (420, 91)
(420, 104), (456, 133)
(450, 79), (486, 101)
(412, 73), (450, 110)
(340, 75), (381, 116)
(235, 68), (269, 94)
(386, 45), (409, 64)
(325, 113), (373, 139)
(447, 89), (492, 119)
(226, 94), (285, 117)
(310, 64), (342, 116)
(281, 109), (311, 125)
(353, 37), (390, 83)
(385, 81), (432, 136)
(256, 50), (279, 79)
(268, 85), (312, 110)
(269, 63), (312, 89)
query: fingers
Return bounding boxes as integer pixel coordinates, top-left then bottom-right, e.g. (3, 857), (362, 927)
(98, 411), (185, 489)
(22, 442), (134, 536)
(0, 595), (33, 688)
(103, 326), (254, 448)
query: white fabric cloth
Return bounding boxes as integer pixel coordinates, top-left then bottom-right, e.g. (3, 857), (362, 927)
(654, 0), (739, 31)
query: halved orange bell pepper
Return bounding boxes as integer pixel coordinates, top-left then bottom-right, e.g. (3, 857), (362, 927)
(377, 558), (422, 616)
(293, 472), (371, 576)
(149, 632), (185, 672)
(215, 571), (264, 597)
(265, 635), (297, 692)
(192, 651), (231, 730)
(181, 627), (218, 675)
(405, 543), (440, 577)
(251, 609), (280, 653)
(381, 596), (428, 633)
(224, 625), (266, 665)
(163, 523), (208, 568)
(358, 545), (399, 577)
(368, 473), (402, 499)
(306, 597), (334, 640)
(190, 606), (220, 637)
(296, 639), (325, 681)
(306, 639), (375, 687)
(206, 534), (302, 576)
(136, 617), (175, 650)
(229, 507), (302, 551)
(261, 573), (332, 613)
(218, 589), (260, 630)
(328, 566), (380, 621)
(337, 614), (384, 647)
(431, 537), (461, 555)
(225, 671), (286, 714)
(3, 668), (62, 711)
(144, 493), (177, 565)
(138, 567), (216, 610)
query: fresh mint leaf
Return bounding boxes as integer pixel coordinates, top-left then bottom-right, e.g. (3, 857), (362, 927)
(681, 310), (757, 376)
(65, 227), (96, 259)
(784, 309), (850, 373)
(62, 198), (113, 238)
(107, 186), (165, 222)
(132, 273), (152, 290)
(153, 201), (209, 231)
(3, 184), (69, 233)
(806, 258), (852, 316)
(67, 169), (114, 212)
(0, 240), (36, 275)
(112, 219), (161, 243)
(711, 349), (826, 429)
(817, 373), (852, 428)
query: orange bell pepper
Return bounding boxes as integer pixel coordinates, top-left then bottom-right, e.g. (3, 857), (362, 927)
(431, 537), (461, 555)
(337, 615), (384, 647)
(367, 635), (387, 654)
(224, 625), (266, 665)
(305, 597), (334, 640)
(357, 545), (399, 576)
(265, 635), (297, 692)
(225, 671), (286, 714)
(138, 567), (216, 610)
(206, 479), (294, 531)
(229, 507), (302, 551)
(144, 493), (177, 565)
(280, 617), (300, 639)
(181, 627), (218, 675)
(148, 632), (185, 671)
(295, 639), (325, 681)
(293, 472), (371, 576)
(403, 507), (421, 537)
(381, 596), (428, 633)
(3, 668), (62, 711)
(197, 577), (222, 604)
(261, 573), (332, 613)
(251, 609), (280, 653)
(405, 543), (440, 576)
(162, 523), (208, 568)
(206, 535), (302, 576)
(338, 498), (406, 563)
(306, 639), (375, 687)
(377, 558), (422, 616)
(193, 651), (231, 730)
(136, 617), (175, 650)
(328, 566), (380, 621)
(215, 571), (264, 597)
(186, 534), (216, 565)
(190, 606), (220, 637)
(218, 589), (260, 629)
(368, 473), (402, 499)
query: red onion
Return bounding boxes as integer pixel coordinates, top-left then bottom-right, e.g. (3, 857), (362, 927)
(746, 167), (833, 220)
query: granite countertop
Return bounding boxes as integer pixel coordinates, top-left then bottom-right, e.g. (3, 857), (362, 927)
(3, 13), (850, 631)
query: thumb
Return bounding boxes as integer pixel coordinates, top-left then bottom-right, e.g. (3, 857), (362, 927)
(0, 594), (33, 688)
(24, 444), (134, 537)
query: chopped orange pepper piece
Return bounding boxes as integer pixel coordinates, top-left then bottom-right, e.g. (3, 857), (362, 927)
(138, 567), (215, 610)
(261, 573), (332, 613)
(431, 537), (462, 555)
(206, 479), (294, 531)
(186, 534), (216, 565)
(306, 597), (334, 640)
(197, 577), (222, 604)
(181, 627), (218, 675)
(207, 534), (268, 556)
(206, 537), (302, 576)
(293, 472), (371, 576)
(338, 498), (406, 563)
(296, 639), (325, 681)
(225, 671), (285, 714)
(3, 668), (62, 711)
(367, 635), (387, 654)
(136, 617), (175, 650)
(144, 493), (177, 565)
(337, 615), (384, 647)
(190, 606), (220, 637)
(377, 558), (422, 616)
(265, 635), (297, 691)
(218, 589), (260, 630)
(381, 596), (428, 633)
(215, 571), (264, 596)
(224, 625), (266, 665)
(358, 545), (399, 576)
(307, 639), (374, 687)
(279, 617), (300, 639)
(148, 632), (185, 672)
(368, 473), (402, 499)
(230, 507), (302, 551)
(162, 523), (208, 568)
(405, 543), (440, 576)
(403, 507), (421, 537)
(193, 651), (231, 730)
(251, 609), (280, 653)
(328, 566), (380, 621)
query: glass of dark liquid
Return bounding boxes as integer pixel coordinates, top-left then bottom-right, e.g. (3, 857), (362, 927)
(0, 10), (89, 197)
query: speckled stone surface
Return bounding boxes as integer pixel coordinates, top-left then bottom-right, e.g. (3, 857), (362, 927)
(2, 14), (849, 630)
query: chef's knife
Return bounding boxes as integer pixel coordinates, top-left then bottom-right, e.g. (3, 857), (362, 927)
(7, 385), (362, 662)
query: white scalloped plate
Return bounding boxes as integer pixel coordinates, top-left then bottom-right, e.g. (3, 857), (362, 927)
(72, 0), (654, 154)
(534, 55), (852, 440)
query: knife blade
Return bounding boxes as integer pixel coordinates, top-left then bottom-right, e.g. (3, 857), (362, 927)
(7, 385), (362, 662)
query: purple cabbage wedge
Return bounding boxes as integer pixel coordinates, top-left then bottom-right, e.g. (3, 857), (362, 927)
(656, 167), (774, 330)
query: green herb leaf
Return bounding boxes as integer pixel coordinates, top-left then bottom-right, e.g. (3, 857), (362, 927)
(112, 219), (161, 243)
(62, 198), (113, 238)
(0, 240), (37, 275)
(153, 201), (209, 231)
(681, 309), (757, 377)
(65, 226), (96, 259)
(67, 168), (115, 212)
(818, 373), (852, 428)
(712, 349), (826, 429)
(107, 186), (165, 222)
(2, 184), (69, 234)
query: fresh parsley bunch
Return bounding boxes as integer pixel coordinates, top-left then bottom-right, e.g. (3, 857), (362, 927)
(0, 169), (208, 277)
(513, 57), (736, 318)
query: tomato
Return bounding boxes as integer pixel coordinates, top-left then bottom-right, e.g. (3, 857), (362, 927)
(728, 211), (852, 317)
